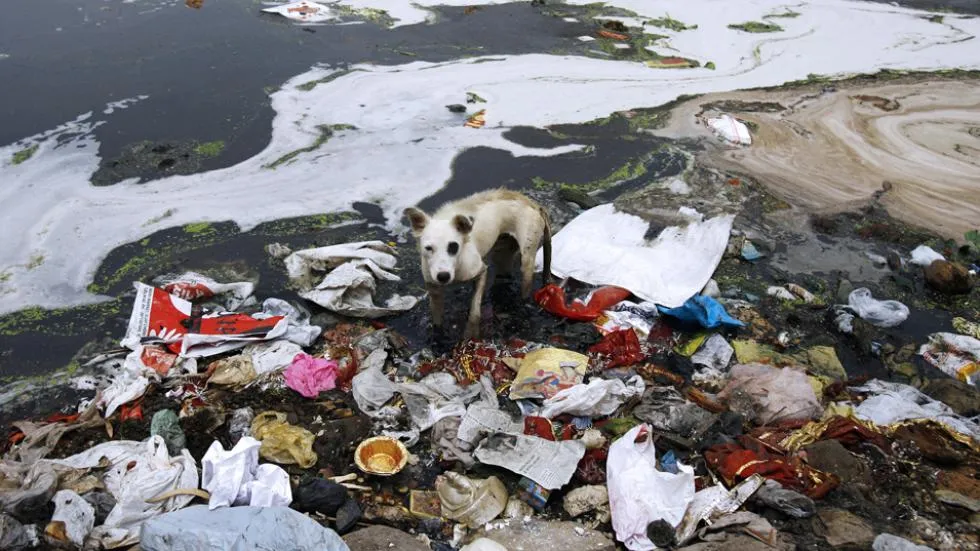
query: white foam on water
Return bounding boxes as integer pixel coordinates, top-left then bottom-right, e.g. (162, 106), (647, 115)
(1, 0), (978, 314)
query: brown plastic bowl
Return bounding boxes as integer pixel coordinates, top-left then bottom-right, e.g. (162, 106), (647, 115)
(354, 436), (409, 476)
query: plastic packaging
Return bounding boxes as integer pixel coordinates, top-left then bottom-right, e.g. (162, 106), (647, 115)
(140, 505), (350, 551)
(588, 329), (644, 368)
(720, 363), (822, 425)
(539, 375), (645, 419)
(47, 490), (95, 547)
(607, 424), (695, 550)
(284, 353), (338, 398)
(707, 114), (752, 146)
(847, 288), (909, 328)
(155, 271), (255, 311)
(508, 348), (589, 401)
(201, 437), (292, 509)
(150, 409), (186, 455)
(251, 412), (318, 468)
(910, 245), (944, 267)
(533, 284), (632, 322)
(436, 472), (508, 528)
(918, 332), (979, 386)
(658, 295), (746, 330)
(228, 407), (254, 444)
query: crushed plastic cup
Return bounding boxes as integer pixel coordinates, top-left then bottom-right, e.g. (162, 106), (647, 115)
(354, 436), (408, 476)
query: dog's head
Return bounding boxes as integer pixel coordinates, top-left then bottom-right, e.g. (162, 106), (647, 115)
(404, 207), (473, 285)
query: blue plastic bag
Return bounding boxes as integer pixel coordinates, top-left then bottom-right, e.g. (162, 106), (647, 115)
(657, 295), (745, 330)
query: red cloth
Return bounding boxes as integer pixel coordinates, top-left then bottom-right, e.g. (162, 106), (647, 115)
(704, 435), (839, 499)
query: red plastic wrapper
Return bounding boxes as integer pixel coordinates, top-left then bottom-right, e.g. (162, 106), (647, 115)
(119, 400), (144, 422)
(588, 329), (644, 368)
(524, 416), (575, 442)
(534, 284), (632, 322)
(419, 340), (526, 387)
(704, 435), (839, 499)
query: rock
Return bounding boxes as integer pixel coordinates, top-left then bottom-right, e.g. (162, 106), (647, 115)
(817, 508), (875, 548)
(804, 440), (869, 484)
(564, 486), (609, 518)
(558, 186), (600, 210)
(935, 489), (980, 512)
(344, 526), (430, 551)
(676, 533), (794, 550)
(836, 279), (854, 305)
(447, 104), (467, 113)
(887, 250), (903, 271)
(473, 519), (615, 551)
(873, 534), (934, 551)
(924, 260), (974, 295)
(462, 539), (508, 551)
(921, 378), (980, 416)
(938, 470), (980, 500)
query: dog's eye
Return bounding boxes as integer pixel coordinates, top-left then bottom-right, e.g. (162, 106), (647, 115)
(447, 242), (459, 255)
(424, 245), (434, 253)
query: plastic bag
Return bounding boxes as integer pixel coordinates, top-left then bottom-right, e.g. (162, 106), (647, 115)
(251, 412), (318, 468)
(351, 349), (398, 417)
(508, 348), (589, 400)
(246, 340), (305, 375)
(228, 407), (254, 444)
(140, 505), (350, 551)
(539, 375), (645, 419)
(910, 245), (944, 267)
(47, 436), (198, 549)
(150, 410), (186, 455)
(534, 284), (632, 322)
(658, 295), (745, 330)
(262, 298), (321, 347)
(719, 364), (821, 425)
(607, 424), (695, 550)
(752, 479), (815, 519)
(0, 514), (37, 551)
(284, 353), (338, 398)
(847, 288), (909, 328)
(707, 114), (752, 146)
(850, 379), (980, 441)
(208, 355), (257, 386)
(47, 490), (95, 547)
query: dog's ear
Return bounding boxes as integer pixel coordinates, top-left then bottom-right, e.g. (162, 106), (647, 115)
(404, 207), (429, 234)
(452, 214), (474, 235)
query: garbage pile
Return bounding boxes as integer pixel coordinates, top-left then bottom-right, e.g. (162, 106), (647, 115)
(1, 214), (979, 551)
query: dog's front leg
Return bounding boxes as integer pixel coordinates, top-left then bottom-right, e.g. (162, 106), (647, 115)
(426, 283), (445, 328)
(463, 268), (488, 340)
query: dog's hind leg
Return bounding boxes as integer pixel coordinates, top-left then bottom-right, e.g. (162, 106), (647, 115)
(463, 268), (488, 340)
(426, 283), (445, 328)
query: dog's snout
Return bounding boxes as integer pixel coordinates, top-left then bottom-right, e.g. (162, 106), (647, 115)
(436, 272), (451, 284)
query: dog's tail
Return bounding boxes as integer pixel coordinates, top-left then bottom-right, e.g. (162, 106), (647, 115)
(540, 207), (553, 285)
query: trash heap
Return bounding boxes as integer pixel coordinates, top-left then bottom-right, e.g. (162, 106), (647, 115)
(1, 209), (979, 551)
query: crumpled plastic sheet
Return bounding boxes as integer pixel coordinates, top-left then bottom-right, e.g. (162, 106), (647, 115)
(719, 363), (822, 425)
(534, 284), (632, 322)
(707, 114), (752, 146)
(283, 353), (338, 398)
(261, 298), (322, 347)
(351, 349), (398, 418)
(658, 295), (746, 330)
(674, 475), (765, 546)
(909, 245), (944, 267)
(399, 372), (481, 432)
(0, 513), (38, 550)
(691, 334), (734, 385)
(140, 505), (350, 551)
(0, 461), (59, 522)
(7, 397), (102, 463)
(846, 288), (909, 328)
(850, 379), (980, 442)
(201, 437), (292, 510)
(632, 387), (718, 440)
(751, 479), (815, 519)
(607, 424), (695, 551)
(917, 332), (979, 386)
(251, 412), (318, 469)
(539, 375), (645, 419)
(284, 241), (418, 318)
(474, 433), (585, 490)
(704, 435), (839, 499)
(155, 271), (255, 312)
(536, 204), (735, 309)
(45, 435), (199, 549)
(246, 340), (305, 375)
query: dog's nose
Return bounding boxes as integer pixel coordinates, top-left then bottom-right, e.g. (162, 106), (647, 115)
(437, 272), (450, 284)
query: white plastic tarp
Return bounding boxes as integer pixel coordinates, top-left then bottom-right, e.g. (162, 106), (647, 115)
(537, 205), (734, 308)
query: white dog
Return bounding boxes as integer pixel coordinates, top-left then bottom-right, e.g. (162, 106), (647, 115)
(404, 189), (552, 339)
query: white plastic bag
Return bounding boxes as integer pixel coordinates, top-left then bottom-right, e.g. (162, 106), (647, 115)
(910, 245), (944, 267)
(607, 424), (695, 550)
(847, 288), (909, 328)
(706, 114), (752, 146)
(539, 375), (645, 419)
(202, 437), (292, 510)
(851, 379), (980, 442)
(720, 364), (822, 425)
(49, 490), (95, 547)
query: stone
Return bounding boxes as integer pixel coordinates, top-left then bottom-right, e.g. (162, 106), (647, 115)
(473, 519), (615, 551)
(804, 440), (869, 484)
(462, 539), (508, 551)
(836, 279), (854, 305)
(921, 378), (980, 417)
(935, 489), (980, 512)
(344, 526), (430, 551)
(816, 508), (875, 548)
(873, 534), (934, 551)
(938, 470), (980, 500)
(563, 485), (609, 518)
(924, 260), (974, 295)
